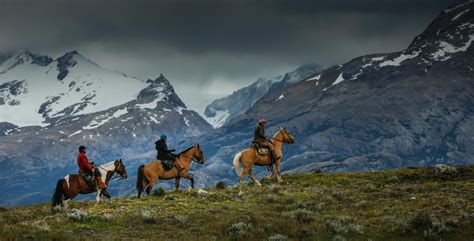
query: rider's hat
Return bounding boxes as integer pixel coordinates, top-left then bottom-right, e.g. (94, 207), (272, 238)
(79, 146), (86, 152)
(160, 134), (167, 140)
(258, 118), (267, 124)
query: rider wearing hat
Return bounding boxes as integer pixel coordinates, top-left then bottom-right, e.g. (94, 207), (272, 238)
(155, 135), (178, 170)
(253, 118), (279, 163)
(77, 146), (107, 189)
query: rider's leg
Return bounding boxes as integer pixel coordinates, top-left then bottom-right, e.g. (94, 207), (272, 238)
(94, 168), (107, 189)
(266, 141), (280, 161)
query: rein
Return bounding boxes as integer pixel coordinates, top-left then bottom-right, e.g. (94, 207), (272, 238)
(97, 163), (125, 181)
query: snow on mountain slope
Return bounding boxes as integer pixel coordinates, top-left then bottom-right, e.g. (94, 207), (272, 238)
(203, 64), (323, 128)
(0, 50), (149, 126)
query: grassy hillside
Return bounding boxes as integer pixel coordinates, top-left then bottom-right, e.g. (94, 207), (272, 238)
(1, 166), (473, 240)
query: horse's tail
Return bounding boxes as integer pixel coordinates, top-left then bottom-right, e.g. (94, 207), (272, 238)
(233, 152), (243, 177)
(136, 165), (145, 198)
(51, 179), (65, 208)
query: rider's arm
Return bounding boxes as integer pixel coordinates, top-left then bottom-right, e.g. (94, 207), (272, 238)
(80, 155), (94, 172)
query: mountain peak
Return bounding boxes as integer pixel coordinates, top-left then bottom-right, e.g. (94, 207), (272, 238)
(409, 1), (473, 50)
(55, 50), (94, 81)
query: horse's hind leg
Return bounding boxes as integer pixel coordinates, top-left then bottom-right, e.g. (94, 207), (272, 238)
(146, 180), (156, 195)
(175, 177), (181, 190)
(247, 168), (261, 186)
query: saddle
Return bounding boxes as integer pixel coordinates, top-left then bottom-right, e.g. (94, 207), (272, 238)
(251, 142), (269, 155)
(79, 171), (96, 187)
(158, 159), (185, 171)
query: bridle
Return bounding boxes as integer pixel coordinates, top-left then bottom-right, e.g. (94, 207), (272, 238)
(271, 130), (294, 155)
(272, 130), (294, 144)
(180, 146), (204, 164)
(98, 161), (127, 181)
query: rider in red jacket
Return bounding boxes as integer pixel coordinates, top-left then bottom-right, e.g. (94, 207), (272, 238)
(77, 146), (107, 189)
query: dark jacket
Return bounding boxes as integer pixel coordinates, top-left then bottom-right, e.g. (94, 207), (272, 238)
(155, 139), (176, 161)
(253, 123), (267, 142)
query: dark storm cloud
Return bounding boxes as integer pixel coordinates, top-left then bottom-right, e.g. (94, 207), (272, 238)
(0, 0), (459, 112)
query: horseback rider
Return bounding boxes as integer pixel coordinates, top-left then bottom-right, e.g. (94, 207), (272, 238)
(77, 146), (107, 189)
(155, 135), (178, 170)
(253, 118), (279, 162)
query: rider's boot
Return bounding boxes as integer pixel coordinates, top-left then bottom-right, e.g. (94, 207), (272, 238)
(96, 176), (107, 189)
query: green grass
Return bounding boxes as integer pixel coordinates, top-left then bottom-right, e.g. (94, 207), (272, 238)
(1, 166), (473, 240)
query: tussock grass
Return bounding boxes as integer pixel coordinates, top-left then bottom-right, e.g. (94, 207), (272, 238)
(1, 165), (473, 240)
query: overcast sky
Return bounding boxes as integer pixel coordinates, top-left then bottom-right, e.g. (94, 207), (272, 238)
(0, 0), (459, 114)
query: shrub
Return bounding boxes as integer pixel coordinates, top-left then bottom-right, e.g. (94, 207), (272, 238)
(326, 220), (347, 234)
(267, 234), (288, 241)
(216, 181), (227, 189)
(264, 194), (279, 203)
(332, 235), (346, 241)
(296, 228), (315, 240)
(269, 184), (281, 193)
(410, 212), (432, 230)
(153, 188), (166, 197)
(228, 222), (253, 237)
(332, 191), (344, 201)
(175, 215), (188, 225)
(283, 209), (314, 223)
(347, 223), (364, 234)
(67, 208), (88, 221)
(140, 209), (156, 224)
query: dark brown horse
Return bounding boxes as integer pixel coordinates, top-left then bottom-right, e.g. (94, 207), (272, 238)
(136, 144), (204, 197)
(52, 159), (128, 208)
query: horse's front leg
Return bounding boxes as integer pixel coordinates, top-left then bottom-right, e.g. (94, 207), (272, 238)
(101, 189), (112, 199)
(267, 164), (276, 180)
(182, 175), (194, 188)
(96, 189), (101, 203)
(275, 159), (282, 183)
(175, 177), (181, 190)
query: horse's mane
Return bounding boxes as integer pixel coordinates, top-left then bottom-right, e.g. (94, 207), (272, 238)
(178, 145), (196, 156)
(98, 160), (116, 171)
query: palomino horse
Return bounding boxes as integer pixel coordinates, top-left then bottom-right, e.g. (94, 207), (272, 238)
(233, 127), (295, 185)
(52, 159), (128, 208)
(136, 144), (204, 198)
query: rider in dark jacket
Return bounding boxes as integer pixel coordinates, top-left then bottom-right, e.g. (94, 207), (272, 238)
(253, 119), (279, 162)
(155, 135), (177, 170)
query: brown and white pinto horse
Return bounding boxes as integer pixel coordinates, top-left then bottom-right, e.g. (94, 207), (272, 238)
(136, 144), (204, 197)
(52, 159), (128, 208)
(233, 127), (295, 185)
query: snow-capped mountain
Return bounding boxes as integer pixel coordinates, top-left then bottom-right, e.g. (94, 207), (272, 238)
(0, 50), (154, 127)
(203, 64), (323, 128)
(186, 1), (474, 185)
(0, 51), (212, 207)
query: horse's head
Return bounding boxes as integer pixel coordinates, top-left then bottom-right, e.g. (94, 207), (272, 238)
(193, 144), (205, 165)
(279, 127), (295, 144)
(114, 159), (128, 179)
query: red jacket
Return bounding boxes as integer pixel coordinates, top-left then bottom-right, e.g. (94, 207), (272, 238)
(77, 152), (93, 172)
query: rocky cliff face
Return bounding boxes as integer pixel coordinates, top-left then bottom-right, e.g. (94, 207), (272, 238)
(203, 64), (323, 128)
(0, 51), (212, 207)
(190, 1), (474, 185)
